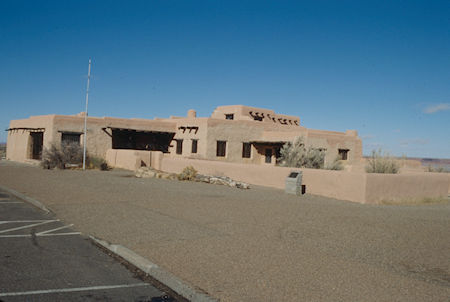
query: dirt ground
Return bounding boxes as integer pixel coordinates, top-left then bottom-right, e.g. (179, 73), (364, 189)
(1, 160), (449, 301)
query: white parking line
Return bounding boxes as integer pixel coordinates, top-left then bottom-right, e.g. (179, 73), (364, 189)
(0, 232), (81, 238)
(0, 220), (58, 234)
(36, 224), (74, 235)
(0, 220), (55, 224)
(0, 283), (149, 297)
(0, 220), (81, 237)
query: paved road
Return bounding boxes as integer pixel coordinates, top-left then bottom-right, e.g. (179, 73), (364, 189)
(1, 161), (449, 301)
(0, 190), (176, 302)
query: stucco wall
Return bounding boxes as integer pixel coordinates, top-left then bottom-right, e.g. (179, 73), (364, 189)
(160, 157), (368, 202)
(365, 172), (449, 204)
(106, 149), (164, 171)
(159, 157), (448, 204)
(7, 115), (56, 161)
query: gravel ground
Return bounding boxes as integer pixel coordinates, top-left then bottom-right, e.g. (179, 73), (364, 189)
(1, 160), (449, 301)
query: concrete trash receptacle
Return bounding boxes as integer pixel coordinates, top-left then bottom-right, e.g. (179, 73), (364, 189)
(285, 171), (303, 195)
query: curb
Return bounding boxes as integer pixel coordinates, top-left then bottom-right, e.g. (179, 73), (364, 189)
(0, 184), (51, 214)
(90, 236), (218, 302)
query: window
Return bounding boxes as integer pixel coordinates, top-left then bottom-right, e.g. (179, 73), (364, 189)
(265, 148), (272, 163)
(338, 149), (349, 160)
(216, 141), (226, 157)
(225, 114), (234, 120)
(191, 139), (198, 154)
(242, 143), (251, 158)
(176, 139), (183, 154)
(61, 133), (81, 145)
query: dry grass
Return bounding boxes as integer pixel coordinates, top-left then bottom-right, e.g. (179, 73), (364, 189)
(0, 143), (6, 159)
(380, 196), (450, 206)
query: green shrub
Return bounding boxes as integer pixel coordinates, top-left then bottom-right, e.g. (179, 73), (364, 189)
(278, 137), (325, 169)
(178, 166), (198, 181)
(365, 149), (399, 174)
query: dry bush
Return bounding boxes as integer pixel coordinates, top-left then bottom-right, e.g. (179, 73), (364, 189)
(426, 165), (448, 173)
(42, 141), (108, 170)
(325, 156), (344, 170)
(380, 197), (449, 205)
(0, 143), (6, 159)
(178, 166), (198, 181)
(365, 149), (399, 174)
(87, 156), (109, 171)
(41, 142), (83, 169)
(278, 137), (325, 169)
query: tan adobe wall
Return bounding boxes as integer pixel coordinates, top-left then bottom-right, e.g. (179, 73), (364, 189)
(211, 105), (300, 126)
(160, 110), (362, 166)
(159, 157), (448, 204)
(7, 105), (362, 166)
(7, 114), (176, 162)
(364, 172), (449, 204)
(306, 129), (362, 164)
(7, 115), (56, 161)
(166, 118), (208, 159)
(105, 149), (164, 171)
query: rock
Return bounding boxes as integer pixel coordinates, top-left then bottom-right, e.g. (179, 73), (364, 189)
(135, 167), (157, 178)
(135, 167), (250, 189)
(193, 174), (249, 189)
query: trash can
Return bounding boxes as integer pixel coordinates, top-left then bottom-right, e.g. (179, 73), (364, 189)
(285, 171), (303, 195)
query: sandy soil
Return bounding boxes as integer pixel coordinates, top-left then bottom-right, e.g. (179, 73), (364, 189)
(1, 160), (449, 301)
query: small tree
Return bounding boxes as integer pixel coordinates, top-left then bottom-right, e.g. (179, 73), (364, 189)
(278, 137), (325, 169)
(365, 149), (399, 174)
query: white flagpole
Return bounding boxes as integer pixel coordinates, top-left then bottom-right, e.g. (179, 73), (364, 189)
(82, 58), (91, 170)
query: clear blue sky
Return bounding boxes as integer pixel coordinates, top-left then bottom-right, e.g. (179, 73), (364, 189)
(1, 0), (449, 158)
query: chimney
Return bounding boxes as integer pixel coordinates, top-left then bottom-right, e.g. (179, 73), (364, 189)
(187, 109), (197, 118)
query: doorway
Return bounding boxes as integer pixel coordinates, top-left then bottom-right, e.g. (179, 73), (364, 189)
(265, 148), (272, 163)
(30, 132), (44, 160)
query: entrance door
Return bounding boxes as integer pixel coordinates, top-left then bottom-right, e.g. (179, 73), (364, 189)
(265, 148), (272, 163)
(30, 132), (43, 160)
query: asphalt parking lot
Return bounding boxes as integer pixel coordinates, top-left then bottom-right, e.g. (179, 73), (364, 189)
(0, 190), (177, 302)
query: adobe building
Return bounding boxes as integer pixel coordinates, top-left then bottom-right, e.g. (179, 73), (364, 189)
(6, 105), (362, 166)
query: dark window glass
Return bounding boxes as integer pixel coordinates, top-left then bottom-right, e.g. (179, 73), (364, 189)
(242, 143), (251, 158)
(191, 139), (198, 154)
(338, 149), (349, 160)
(225, 114), (234, 120)
(176, 139), (183, 154)
(216, 141), (226, 157)
(61, 133), (81, 145)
